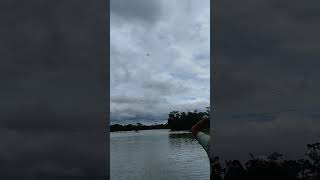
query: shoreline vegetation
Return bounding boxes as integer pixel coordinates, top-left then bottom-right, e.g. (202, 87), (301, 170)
(212, 142), (320, 180)
(110, 107), (210, 132)
(110, 123), (169, 132)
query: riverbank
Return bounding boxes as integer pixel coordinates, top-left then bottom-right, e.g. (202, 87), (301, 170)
(110, 123), (210, 133)
(110, 123), (169, 132)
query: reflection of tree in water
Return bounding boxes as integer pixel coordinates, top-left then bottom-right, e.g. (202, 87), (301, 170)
(169, 132), (193, 139)
(168, 129), (210, 152)
(168, 132), (197, 148)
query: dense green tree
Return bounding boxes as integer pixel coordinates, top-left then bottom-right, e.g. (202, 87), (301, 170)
(167, 107), (210, 131)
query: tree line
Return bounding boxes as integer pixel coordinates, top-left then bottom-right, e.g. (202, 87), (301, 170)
(110, 123), (168, 132)
(167, 107), (210, 131)
(110, 107), (210, 132)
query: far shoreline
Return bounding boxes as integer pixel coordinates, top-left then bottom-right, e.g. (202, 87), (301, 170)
(111, 109), (210, 132)
(110, 123), (209, 134)
(110, 128), (192, 133)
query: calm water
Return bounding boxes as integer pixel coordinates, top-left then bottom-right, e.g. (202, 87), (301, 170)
(110, 129), (210, 180)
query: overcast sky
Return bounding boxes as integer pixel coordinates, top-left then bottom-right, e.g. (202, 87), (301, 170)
(110, 0), (210, 125)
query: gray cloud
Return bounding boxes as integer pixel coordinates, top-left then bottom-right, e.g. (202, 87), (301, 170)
(111, 0), (210, 124)
(110, 0), (163, 25)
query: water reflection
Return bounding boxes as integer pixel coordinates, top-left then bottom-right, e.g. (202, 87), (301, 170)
(169, 132), (197, 149)
(111, 130), (210, 180)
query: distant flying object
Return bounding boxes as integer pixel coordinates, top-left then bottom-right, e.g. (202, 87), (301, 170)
(146, 53), (150, 56)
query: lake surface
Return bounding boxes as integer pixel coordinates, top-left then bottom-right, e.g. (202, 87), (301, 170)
(110, 129), (210, 180)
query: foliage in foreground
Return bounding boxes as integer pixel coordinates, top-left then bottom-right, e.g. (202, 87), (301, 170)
(212, 142), (320, 180)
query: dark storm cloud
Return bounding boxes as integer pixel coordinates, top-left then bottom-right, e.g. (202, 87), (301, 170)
(0, 0), (106, 177)
(110, 95), (169, 123)
(110, 0), (163, 24)
(213, 0), (320, 161)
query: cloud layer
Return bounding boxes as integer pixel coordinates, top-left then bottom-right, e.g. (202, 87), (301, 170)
(110, 0), (210, 124)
